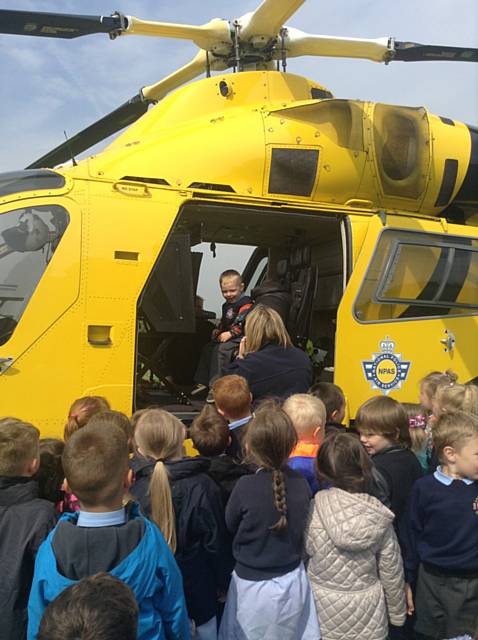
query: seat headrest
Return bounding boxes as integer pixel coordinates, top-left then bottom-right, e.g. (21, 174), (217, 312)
(276, 259), (288, 278)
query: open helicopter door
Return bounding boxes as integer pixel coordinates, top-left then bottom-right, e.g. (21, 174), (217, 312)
(0, 193), (81, 430)
(335, 214), (478, 418)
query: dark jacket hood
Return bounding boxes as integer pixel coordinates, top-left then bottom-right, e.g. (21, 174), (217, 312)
(47, 504), (153, 595)
(0, 476), (39, 505)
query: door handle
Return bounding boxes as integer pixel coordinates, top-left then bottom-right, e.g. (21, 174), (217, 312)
(440, 330), (455, 353)
(0, 356), (14, 373)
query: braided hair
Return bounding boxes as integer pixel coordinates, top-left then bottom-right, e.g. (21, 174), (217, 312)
(244, 400), (297, 531)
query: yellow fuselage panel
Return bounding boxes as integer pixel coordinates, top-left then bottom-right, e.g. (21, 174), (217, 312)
(65, 71), (474, 221)
(0, 179), (187, 435)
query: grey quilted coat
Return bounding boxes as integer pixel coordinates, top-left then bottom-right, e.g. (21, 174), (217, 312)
(305, 488), (406, 640)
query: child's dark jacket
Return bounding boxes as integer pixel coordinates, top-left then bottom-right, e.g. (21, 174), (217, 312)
(372, 445), (422, 527)
(131, 455), (231, 626)
(206, 454), (254, 504)
(219, 293), (253, 342)
(27, 503), (190, 640)
(0, 476), (56, 640)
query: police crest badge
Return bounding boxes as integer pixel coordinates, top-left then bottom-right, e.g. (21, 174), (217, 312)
(362, 337), (411, 395)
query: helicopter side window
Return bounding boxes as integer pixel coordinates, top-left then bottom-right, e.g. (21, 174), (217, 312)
(0, 170), (65, 198)
(0, 205), (69, 346)
(354, 229), (478, 322)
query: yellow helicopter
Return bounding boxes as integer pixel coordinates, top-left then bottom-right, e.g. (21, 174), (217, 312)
(0, 0), (477, 435)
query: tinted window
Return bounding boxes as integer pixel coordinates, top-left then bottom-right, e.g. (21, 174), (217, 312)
(0, 170), (65, 198)
(355, 229), (478, 322)
(0, 205), (69, 345)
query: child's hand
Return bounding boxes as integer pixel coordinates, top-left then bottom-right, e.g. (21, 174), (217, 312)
(211, 328), (220, 340)
(405, 583), (414, 615)
(218, 331), (232, 342)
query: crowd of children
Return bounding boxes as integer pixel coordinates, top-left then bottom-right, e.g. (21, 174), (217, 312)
(0, 365), (477, 640)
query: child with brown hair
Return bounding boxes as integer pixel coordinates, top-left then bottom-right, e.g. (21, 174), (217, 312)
(131, 408), (229, 640)
(189, 405), (252, 504)
(35, 438), (65, 510)
(193, 270), (253, 397)
(305, 431), (406, 640)
(219, 401), (320, 640)
(212, 374), (253, 460)
(356, 396), (422, 529)
(63, 396), (110, 441)
(403, 411), (478, 639)
(87, 409), (135, 453)
(0, 418), (57, 640)
(61, 396), (110, 513)
(283, 393), (326, 493)
(27, 422), (189, 640)
(309, 381), (347, 434)
(37, 573), (139, 640)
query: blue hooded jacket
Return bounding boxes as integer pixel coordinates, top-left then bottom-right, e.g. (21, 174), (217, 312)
(27, 503), (190, 640)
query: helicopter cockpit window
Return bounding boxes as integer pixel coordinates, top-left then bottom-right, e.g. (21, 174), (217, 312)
(0, 205), (69, 346)
(354, 229), (478, 322)
(0, 170), (65, 198)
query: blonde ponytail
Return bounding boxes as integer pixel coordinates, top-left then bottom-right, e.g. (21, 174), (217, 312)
(150, 460), (177, 552)
(134, 409), (185, 553)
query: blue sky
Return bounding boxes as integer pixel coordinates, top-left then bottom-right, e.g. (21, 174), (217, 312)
(0, 0), (477, 172)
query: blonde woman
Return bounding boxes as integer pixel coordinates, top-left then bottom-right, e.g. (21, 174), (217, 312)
(227, 305), (312, 403)
(130, 408), (229, 640)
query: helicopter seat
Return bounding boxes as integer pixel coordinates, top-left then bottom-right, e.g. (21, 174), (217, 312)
(251, 278), (292, 325)
(287, 246), (318, 347)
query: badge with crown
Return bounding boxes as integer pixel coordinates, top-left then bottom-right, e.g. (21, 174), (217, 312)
(362, 337), (411, 395)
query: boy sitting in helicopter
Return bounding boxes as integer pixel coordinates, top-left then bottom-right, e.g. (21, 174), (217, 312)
(191, 269), (253, 397)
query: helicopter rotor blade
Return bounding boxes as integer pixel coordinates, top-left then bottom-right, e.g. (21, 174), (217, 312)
(142, 50), (227, 102)
(0, 9), (126, 39)
(392, 41), (478, 63)
(26, 94), (150, 169)
(282, 28), (478, 65)
(239, 0), (305, 42)
(126, 16), (231, 51)
(26, 51), (218, 169)
(282, 28), (391, 63)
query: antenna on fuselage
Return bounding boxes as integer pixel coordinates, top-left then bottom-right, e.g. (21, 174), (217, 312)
(63, 130), (78, 167)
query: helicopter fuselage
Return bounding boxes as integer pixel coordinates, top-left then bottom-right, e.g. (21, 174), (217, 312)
(0, 70), (477, 434)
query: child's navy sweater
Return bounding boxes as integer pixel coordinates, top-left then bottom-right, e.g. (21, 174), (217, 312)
(226, 466), (311, 581)
(403, 470), (478, 584)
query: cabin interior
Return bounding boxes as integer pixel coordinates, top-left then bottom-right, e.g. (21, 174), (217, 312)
(134, 200), (347, 415)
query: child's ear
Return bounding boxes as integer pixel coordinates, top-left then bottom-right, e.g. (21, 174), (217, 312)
(442, 445), (456, 464)
(124, 468), (133, 490)
(63, 478), (71, 494)
(227, 435), (232, 447)
(313, 426), (322, 440)
(330, 409), (338, 421)
(26, 457), (40, 476)
(216, 406), (226, 417)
